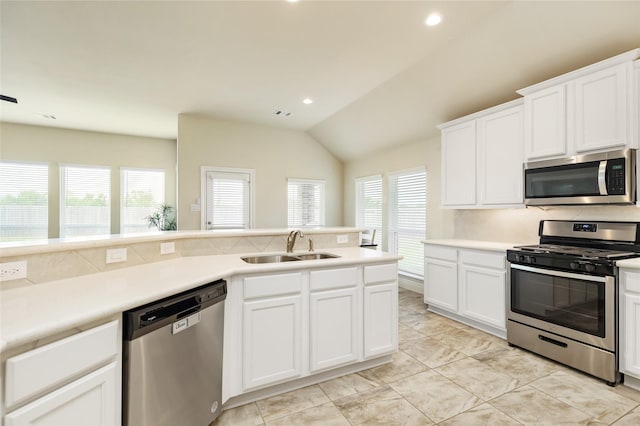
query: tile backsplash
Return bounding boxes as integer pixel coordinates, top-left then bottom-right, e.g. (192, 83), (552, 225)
(0, 232), (359, 288)
(454, 205), (640, 243)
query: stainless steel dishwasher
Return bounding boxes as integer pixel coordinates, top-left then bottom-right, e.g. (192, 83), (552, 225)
(123, 280), (227, 426)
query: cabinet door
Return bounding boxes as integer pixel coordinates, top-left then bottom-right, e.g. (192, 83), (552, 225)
(623, 292), (640, 377)
(243, 295), (302, 390)
(309, 287), (358, 372)
(524, 84), (567, 160)
(424, 257), (458, 312)
(574, 63), (629, 152)
(4, 363), (117, 426)
(477, 105), (524, 205)
(441, 120), (477, 206)
(363, 282), (398, 358)
(459, 264), (506, 330)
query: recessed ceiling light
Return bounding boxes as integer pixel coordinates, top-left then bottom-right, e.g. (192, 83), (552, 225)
(425, 13), (442, 27)
(303, 98), (313, 105)
(287, 0), (299, 3)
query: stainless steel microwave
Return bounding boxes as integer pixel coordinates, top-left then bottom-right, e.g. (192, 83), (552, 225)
(524, 148), (636, 206)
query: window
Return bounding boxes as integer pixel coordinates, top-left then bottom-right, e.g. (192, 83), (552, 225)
(0, 162), (48, 241)
(60, 165), (111, 238)
(355, 175), (382, 248)
(288, 179), (325, 227)
(121, 168), (165, 234)
(389, 169), (426, 278)
(202, 167), (253, 230)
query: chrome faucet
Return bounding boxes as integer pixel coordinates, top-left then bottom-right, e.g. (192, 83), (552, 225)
(286, 230), (304, 253)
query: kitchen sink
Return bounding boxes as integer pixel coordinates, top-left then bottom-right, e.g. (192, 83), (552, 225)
(241, 254), (301, 264)
(241, 252), (340, 264)
(294, 253), (340, 261)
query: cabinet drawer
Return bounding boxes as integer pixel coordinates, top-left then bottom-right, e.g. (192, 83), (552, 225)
(623, 270), (640, 294)
(459, 249), (505, 270)
(424, 245), (457, 262)
(5, 320), (119, 409)
(310, 267), (357, 291)
(244, 272), (302, 299)
(364, 263), (397, 285)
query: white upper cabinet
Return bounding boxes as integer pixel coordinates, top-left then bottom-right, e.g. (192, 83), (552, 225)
(523, 84), (567, 160)
(574, 63), (629, 152)
(477, 104), (524, 205)
(441, 120), (477, 207)
(518, 49), (640, 162)
(439, 99), (524, 209)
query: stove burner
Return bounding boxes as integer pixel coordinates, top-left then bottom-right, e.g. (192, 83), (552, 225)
(514, 244), (637, 260)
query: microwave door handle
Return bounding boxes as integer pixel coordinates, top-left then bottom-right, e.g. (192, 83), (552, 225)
(598, 160), (608, 195)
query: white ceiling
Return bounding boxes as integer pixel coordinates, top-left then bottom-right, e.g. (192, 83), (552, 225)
(1, 1), (639, 162)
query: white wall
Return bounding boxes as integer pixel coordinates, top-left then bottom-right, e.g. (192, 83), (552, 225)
(0, 122), (177, 238)
(177, 114), (343, 230)
(343, 136), (455, 250)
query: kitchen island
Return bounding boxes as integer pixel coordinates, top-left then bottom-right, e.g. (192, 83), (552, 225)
(0, 229), (400, 423)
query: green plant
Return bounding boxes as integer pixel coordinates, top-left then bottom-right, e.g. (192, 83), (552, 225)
(146, 203), (177, 231)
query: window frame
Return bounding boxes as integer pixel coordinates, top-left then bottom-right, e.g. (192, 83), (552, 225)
(59, 163), (112, 238)
(120, 167), (166, 234)
(387, 167), (427, 279)
(0, 160), (49, 241)
(287, 178), (326, 228)
(200, 166), (255, 230)
(355, 174), (382, 248)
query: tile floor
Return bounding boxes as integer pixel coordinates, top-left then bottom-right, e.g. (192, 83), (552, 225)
(213, 288), (640, 425)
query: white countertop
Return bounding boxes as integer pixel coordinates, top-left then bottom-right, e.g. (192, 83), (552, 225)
(0, 247), (399, 353)
(422, 239), (525, 252)
(617, 258), (640, 270)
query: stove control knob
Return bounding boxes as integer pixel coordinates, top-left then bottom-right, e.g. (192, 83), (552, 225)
(570, 262), (579, 270)
(584, 263), (596, 273)
(516, 254), (525, 263)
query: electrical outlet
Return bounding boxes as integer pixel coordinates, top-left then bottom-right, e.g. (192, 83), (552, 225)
(106, 248), (127, 264)
(337, 234), (349, 244)
(160, 242), (175, 255)
(0, 260), (27, 282)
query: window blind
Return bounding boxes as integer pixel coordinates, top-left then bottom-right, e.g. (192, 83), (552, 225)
(355, 175), (382, 248)
(0, 162), (48, 241)
(389, 169), (426, 277)
(206, 171), (250, 230)
(288, 179), (325, 227)
(60, 165), (111, 238)
(121, 168), (165, 233)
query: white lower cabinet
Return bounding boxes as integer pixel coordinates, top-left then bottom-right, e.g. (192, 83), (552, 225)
(310, 287), (358, 372)
(424, 243), (507, 336)
(234, 263), (398, 395)
(459, 264), (506, 329)
(242, 272), (303, 391)
(424, 245), (458, 311)
(243, 294), (302, 390)
(364, 282), (397, 358)
(620, 269), (640, 380)
(2, 319), (121, 426)
(4, 363), (117, 426)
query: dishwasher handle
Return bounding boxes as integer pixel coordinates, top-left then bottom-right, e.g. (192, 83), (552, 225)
(124, 279), (227, 340)
(139, 296), (200, 326)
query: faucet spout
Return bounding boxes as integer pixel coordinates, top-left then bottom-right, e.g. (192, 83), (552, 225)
(286, 230), (304, 253)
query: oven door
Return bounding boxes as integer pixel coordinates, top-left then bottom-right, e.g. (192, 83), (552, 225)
(508, 264), (615, 351)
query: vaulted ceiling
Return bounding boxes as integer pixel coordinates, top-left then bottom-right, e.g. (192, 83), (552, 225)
(1, 1), (639, 162)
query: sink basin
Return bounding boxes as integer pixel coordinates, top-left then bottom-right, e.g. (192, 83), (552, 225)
(294, 253), (340, 261)
(241, 252), (340, 264)
(241, 254), (300, 264)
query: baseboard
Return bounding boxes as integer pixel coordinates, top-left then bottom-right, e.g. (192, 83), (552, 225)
(398, 276), (423, 294)
(428, 305), (506, 339)
(223, 355), (392, 409)
(623, 374), (640, 391)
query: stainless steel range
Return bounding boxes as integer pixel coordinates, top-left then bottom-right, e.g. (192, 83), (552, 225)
(506, 220), (640, 385)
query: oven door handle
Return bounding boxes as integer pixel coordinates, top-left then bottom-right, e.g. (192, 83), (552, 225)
(510, 263), (607, 283)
